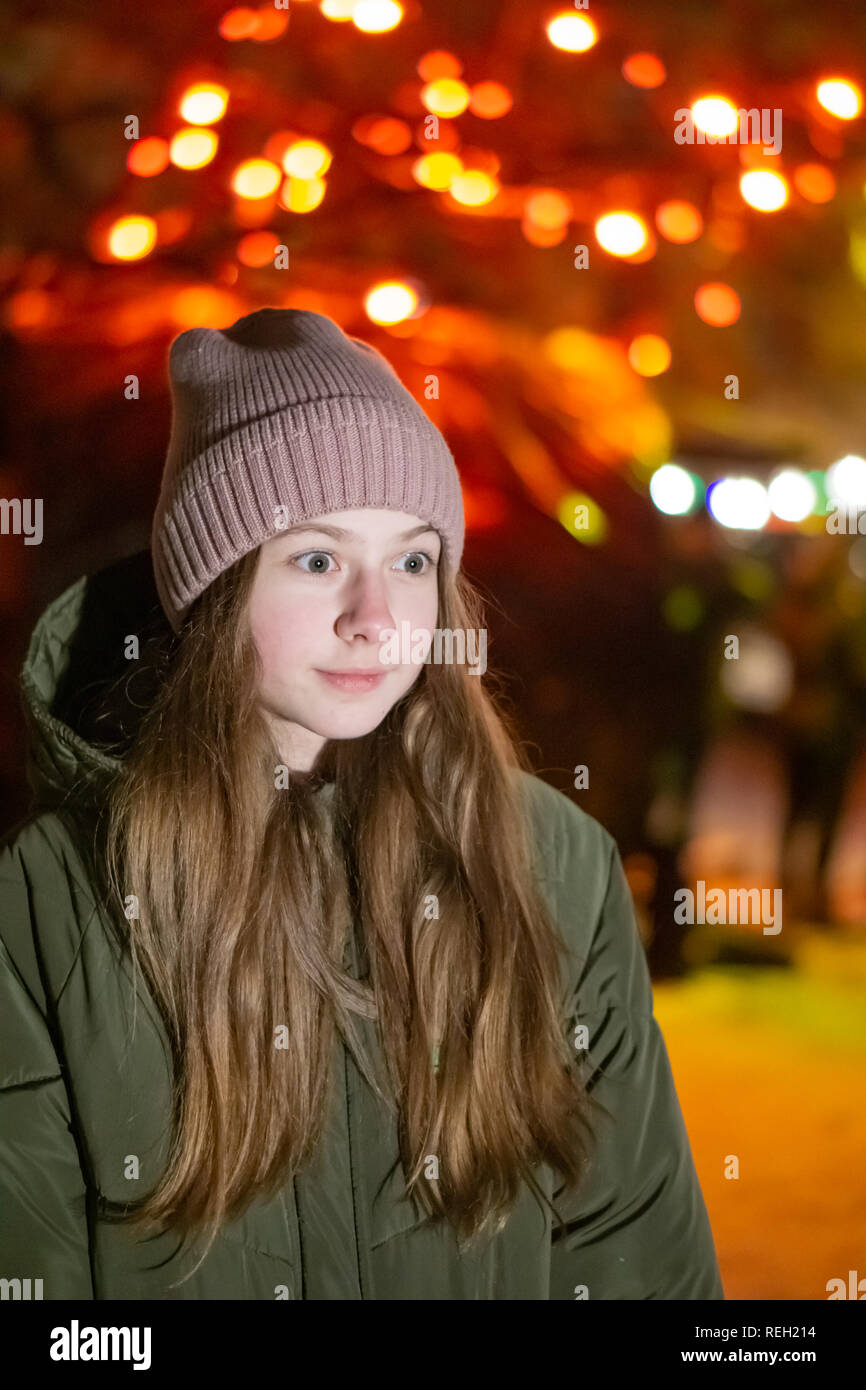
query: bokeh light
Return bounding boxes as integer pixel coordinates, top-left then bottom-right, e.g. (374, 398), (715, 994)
(740, 169), (789, 211)
(650, 463), (699, 515)
(767, 469), (817, 522)
(546, 13), (598, 53)
(107, 215), (157, 261)
(364, 280), (419, 324)
(707, 477), (771, 529)
(816, 78), (862, 119)
(691, 96), (739, 137)
(622, 53), (666, 88)
(628, 333), (671, 376)
(695, 282), (741, 325)
(827, 454), (866, 505)
(169, 127), (218, 170)
(179, 83), (228, 125)
(655, 200), (703, 243)
(595, 211), (648, 256)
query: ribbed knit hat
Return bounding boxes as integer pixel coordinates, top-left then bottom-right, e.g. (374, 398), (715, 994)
(151, 307), (465, 633)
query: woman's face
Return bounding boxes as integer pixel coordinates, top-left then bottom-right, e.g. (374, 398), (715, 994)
(248, 509), (442, 771)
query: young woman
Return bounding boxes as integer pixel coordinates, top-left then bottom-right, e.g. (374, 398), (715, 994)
(0, 308), (724, 1300)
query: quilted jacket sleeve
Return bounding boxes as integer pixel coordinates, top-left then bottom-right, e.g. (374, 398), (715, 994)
(549, 802), (725, 1300)
(0, 836), (95, 1299)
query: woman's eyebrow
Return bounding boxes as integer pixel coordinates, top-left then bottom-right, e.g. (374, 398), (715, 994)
(279, 523), (438, 542)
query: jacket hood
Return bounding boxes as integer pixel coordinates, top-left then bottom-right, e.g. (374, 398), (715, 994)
(19, 548), (174, 815)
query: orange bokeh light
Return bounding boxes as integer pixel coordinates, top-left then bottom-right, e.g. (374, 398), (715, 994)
(469, 82), (513, 119)
(655, 200), (703, 243)
(219, 8), (259, 40)
(793, 163), (836, 203)
(237, 230), (281, 266)
(622, 53), (666, 88)
(252, 7), (288, 40)
(525, 189), (572, 229)
(695, 282), (741, 325)
(417, 50), (462, 81)
(127, 137), (170, 177)
(365, 117), (412, 155)
(628, 333), (671, 376)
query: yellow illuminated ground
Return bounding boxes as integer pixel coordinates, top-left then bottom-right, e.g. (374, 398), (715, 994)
(654, 928), (866, 1301)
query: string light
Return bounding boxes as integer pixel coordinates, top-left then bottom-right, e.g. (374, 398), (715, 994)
(170, 128), (218, 170)
(595, 211), (648, 256)
(622, 53), (666, 88)
(695, 282), (741, 325)
(655, 200), (703, 243)
(107, 215), (157, 261)
(179, 84), (228, 125)
(546, 14), (598, 53)
(816, 78), (862, 119)
(740, 169), (789, 211)
(352, 0), (403, 34)
(365, 281), (419, 324)
(231, 158), (281, 198)
(421, 79), (470, 117)
(649, 464), (699, 515)
(691, 96), (738, 137)
(281, 141), (332, 178)
(628, 334), (671, 376)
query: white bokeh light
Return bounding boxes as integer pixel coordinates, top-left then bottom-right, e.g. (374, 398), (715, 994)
(767, 468), (816, 522)
(707, 477), (771, 529)
(649, 463), (697, 515)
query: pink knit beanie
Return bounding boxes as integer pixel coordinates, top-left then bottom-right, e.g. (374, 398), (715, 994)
(151, 307), (465, 633)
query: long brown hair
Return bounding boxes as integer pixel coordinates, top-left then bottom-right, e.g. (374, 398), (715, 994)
(97, 546), (594, 1274)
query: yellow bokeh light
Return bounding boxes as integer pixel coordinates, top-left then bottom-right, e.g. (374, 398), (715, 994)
(107, 215), (157, 261)
(595, 211), (648, 256)
(365, 281), (419, 325)
(739, 168), (789, 211)
(321, 0), (357, 20)
(546, 13), (598, 53)
(232, 158), (281, 198)
(449, 170), (499, 205)
(421, 77), (471, 117)
(628, 334), (671, 376)
(279, 175), (326, 213)
(352, 0), (402, 32)
(282, 140), (332, 178)
(412, 152), (463, 189)
(691, 95), (739, 137)
(816, 78), (862, 119)
(179, 83), (228, 125)
(557, 491), (608, 545)
(169, 127), (219, 170)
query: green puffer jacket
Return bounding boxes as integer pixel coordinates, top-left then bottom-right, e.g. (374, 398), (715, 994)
(0, 551), (725, 1301)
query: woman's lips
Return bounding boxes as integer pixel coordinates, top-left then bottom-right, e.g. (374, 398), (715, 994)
(315, 669), (388, 693)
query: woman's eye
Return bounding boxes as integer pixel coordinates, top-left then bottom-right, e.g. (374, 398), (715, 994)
(396, 551), (437, 575)
(293, 551), (336, 574)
